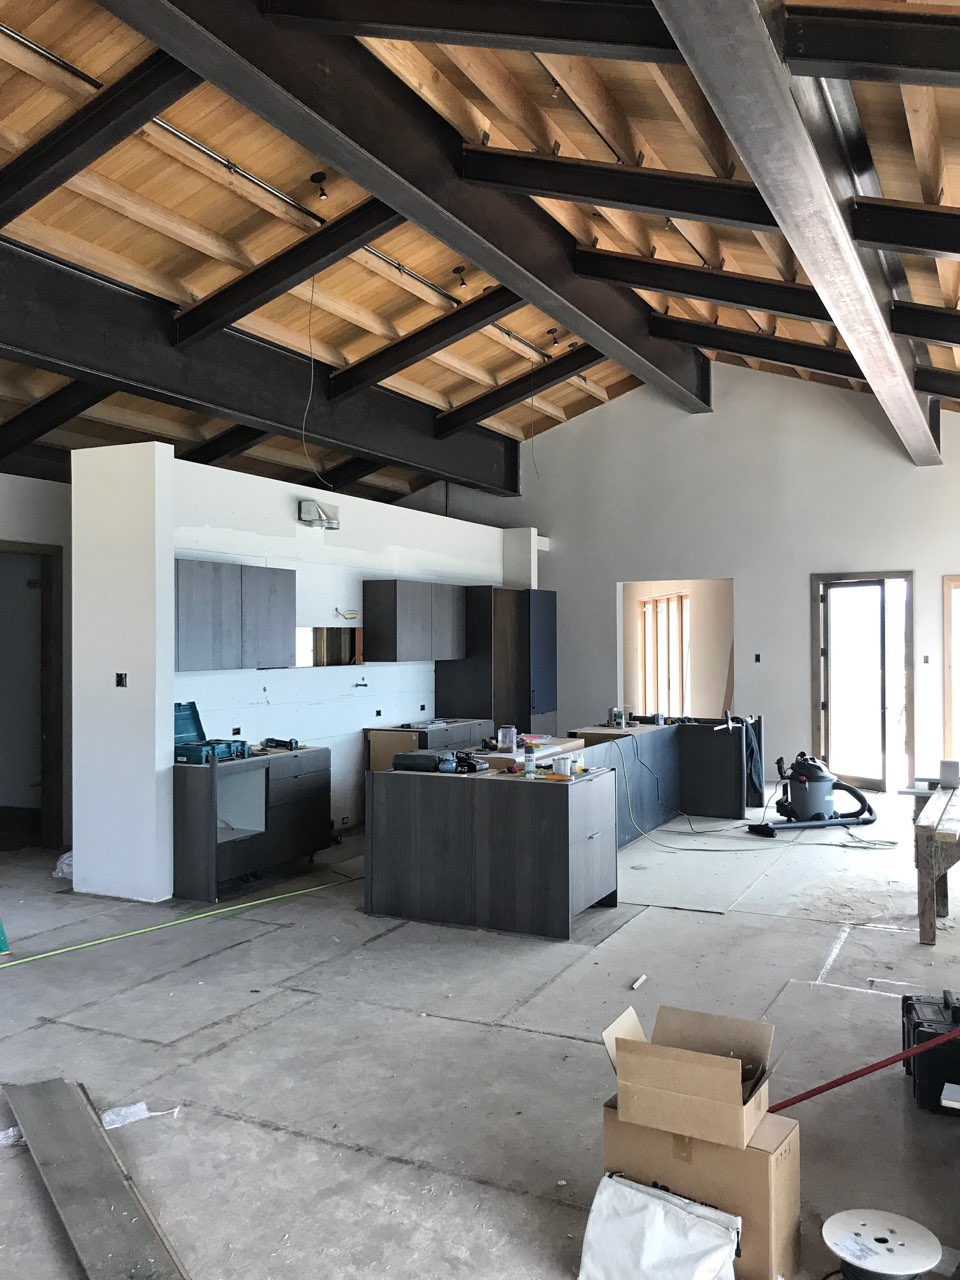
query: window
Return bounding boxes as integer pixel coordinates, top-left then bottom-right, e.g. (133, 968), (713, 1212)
(637, 593), (690, 717)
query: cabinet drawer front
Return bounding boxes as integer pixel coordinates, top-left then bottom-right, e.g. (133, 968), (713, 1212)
(568, 771), (617, 845)
(569, 826), (617, 918)
(267, 749), (332, 781)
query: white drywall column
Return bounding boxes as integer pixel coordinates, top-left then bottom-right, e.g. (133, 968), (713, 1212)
(72, 443), (175, 900)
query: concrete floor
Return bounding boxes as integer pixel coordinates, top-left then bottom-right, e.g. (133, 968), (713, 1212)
(2, 794), (959, 1278)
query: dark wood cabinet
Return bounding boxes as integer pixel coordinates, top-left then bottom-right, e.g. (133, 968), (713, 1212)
(365, 768), (617, 939)
(174, 747), (331, 901)
(175, 559), (242, 672)
(431, 583), (466, 660)
(175, 559), (296, 671)
(240, 564), (296, 669)
(362, 579), (465, 662)
(435, 587), (558, 734)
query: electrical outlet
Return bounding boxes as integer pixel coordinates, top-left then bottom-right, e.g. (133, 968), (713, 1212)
(341, 816), (349, 825)
(232, 727), (241, 736)
(375, 708), (382, 717)
(754, 653), (760, 664)
(420, 704), (426, 712)
(115, 673), (127, 687)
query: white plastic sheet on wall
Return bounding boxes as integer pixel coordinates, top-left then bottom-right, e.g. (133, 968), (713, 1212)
(578, 1175), (741, 1280)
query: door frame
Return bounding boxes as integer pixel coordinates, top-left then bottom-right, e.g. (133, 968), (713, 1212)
(0, 540), (66, 849)
(944, 576), (960, 758)
(810, 570), (914, 790)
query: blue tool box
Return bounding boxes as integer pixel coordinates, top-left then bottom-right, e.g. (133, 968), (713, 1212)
(174, 702), (251, 765)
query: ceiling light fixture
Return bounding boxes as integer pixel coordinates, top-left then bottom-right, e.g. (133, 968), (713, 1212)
(452, 264), (468, 289)
(310, 171), (329, 201)
(547, 327), (560, 347)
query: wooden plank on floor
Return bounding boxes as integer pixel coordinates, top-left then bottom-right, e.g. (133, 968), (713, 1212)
(5, 1078), (190, 1280)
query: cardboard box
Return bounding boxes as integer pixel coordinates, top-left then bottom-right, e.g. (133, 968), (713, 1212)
(603, 1005), (773, 1149)
(603, 1097), (800, 1280)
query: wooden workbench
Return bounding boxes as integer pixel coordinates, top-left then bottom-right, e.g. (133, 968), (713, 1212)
(915, 787), (960, 944)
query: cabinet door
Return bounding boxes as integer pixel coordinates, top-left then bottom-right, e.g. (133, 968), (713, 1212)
(395, 580), (433, 661)
(529, 589), (558, 715)
(431, 584), (466, 660)
(240, 565), (296, 669)
(175, 559), (242, 671)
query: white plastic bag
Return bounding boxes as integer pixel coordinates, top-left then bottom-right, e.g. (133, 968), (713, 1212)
(579, 1175), (741, 1280)
(52, 851), (73, 880)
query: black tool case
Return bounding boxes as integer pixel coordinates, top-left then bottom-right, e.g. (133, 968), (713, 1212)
(902, 990), (960, 1113)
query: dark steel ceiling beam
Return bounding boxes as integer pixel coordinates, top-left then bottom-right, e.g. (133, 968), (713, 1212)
(854, 197), (960, 264)
(0, 380), (111, 460)
(892, 302), (960, 350)
(329, 285), (523, 399)
(916, 366), (960, 400)
(650, 314), (862, 380)
(460, 146), (776, 232)
(0, 52), (200, 226)
(0, 240), (520, 495)
(319, 458), (383, 489)
(180, 424), (269, 464)
(436, 344), (603, 438)
(575, 247), (830, 323)
(95, 0), (710, 414)
(0, 442), (71, 484)
(785, 5), (960, 88)
(651, 0), (940, 466)
(257, 0), (684, 61)
(174, 200), (404, 347)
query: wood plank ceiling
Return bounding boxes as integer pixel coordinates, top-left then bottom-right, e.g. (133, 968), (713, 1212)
(0, 1), (958, 495)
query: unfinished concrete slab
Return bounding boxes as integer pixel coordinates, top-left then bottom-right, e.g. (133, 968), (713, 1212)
(503, 906), (840, 1039)
(149, 992), (611, 1205)
(1, 801), (956, 1280)
(287, 919), (590, 1022)
(827, 920), (960, 991)
(617, 834), (784, 910)
(730, 838), (918, 924)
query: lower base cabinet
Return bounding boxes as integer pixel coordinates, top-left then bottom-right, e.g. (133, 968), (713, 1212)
(174, 747), (331, 901)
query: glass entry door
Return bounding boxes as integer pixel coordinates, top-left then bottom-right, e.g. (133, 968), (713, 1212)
(821, 579), (886, 790)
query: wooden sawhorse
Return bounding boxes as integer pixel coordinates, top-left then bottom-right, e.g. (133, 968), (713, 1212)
(914, 787), (960, 944)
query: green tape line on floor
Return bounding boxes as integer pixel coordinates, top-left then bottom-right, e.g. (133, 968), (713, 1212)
(0, 876), (363, 971)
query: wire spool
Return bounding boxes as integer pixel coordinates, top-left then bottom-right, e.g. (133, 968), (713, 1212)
(822, 1210), (942, 1280)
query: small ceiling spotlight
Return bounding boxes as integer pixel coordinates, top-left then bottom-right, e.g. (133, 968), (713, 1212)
(309, 170), (329, 200)
(551, 79), (561, 99)
(452, 264), (468, 289)
(547, 326), (560, 347)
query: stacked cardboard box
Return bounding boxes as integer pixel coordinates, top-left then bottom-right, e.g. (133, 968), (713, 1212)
(599, 1005), (800, 1280)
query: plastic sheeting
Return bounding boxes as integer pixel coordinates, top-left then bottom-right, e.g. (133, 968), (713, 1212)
(579, 1175), (741, 1280)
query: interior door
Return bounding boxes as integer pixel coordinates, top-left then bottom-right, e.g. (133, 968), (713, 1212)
(821, 579), (886, 790)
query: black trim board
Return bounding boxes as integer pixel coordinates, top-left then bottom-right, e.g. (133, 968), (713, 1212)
(95, 0), (710, 413)
(0, 241), (519, 495)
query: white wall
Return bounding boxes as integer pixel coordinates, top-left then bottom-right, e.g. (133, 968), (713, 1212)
(0, 553), (42, 809)
(72, 444), (175, 900)
(173, 462), (506, 833)
(0, 473), (71, 837)
(621, 578), (734, 718)
(424, 362), (960, 777)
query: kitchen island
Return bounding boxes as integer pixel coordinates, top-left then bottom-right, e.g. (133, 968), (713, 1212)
(365, 766), (617, 939)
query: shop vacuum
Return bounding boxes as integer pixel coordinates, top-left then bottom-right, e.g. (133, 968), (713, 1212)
(748, 752), (876, 837)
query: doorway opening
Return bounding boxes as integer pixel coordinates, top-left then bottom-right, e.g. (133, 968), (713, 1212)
(811, 571), (913, 793)
(0, 542), (65, 852)
(620, 579), (734, 718)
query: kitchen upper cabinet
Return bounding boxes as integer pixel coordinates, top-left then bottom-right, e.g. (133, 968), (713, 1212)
(363, 579), (465, 662)
(240, 565), (296, 670)
(175, 560), (295, 671)
(431, 583), (466, 661)
(175, 559), (242, 672)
